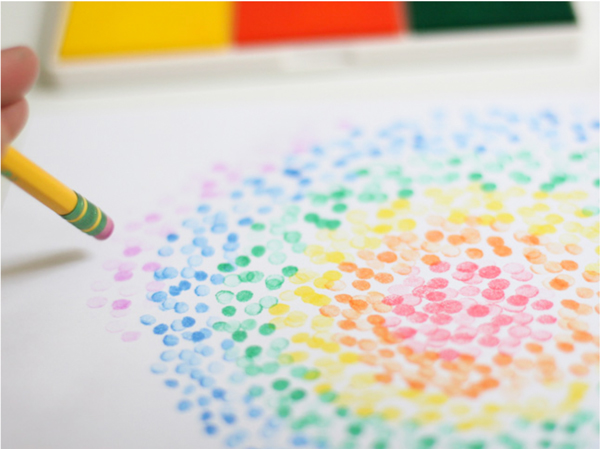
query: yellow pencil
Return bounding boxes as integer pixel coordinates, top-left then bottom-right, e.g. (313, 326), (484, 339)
(1, 146), (114, 240)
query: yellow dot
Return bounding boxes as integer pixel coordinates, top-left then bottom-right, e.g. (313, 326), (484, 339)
(309, 294), (331, 307)
(477, 214), (495, 226)
(307, 336), (325, 348)
(391, 199), (410, 210)
(486, 200), (503, 211)
(313, 277), (329, 289)
(325, 251), (345, 263)
(291, 332), (309, 343)
(545, 214), (564, 224)
(288, 351), (309, 362)
(311, 316), (334, 331)
(425, 188), (443, 198)
(322, 342), (341, 353)
(417, 410), (442, 423)
(483, 403), (501, 414)
(532, 202), (550, 212)
(294, 286), (314, 297)
(377, 209), (395, 219)
(373, 224), (392, 234)
(381, 407), (401, 420)
(339, 352), (359, 364)
(314, 383), (331, 394)
(569, 191), (588, 200)
(398, 218), (416, 231)
(347, 210), (367, 224)
(424, 393), (448, 405)
(496, 213), (514, 223)
(518, 207), (535, 217)
(323, 270), (342, 281)
(356, 406), (374, 417)
(533, 192), (549, 200)
(269, 304), (290, 315)
(448, 211), (467, 224)
(279, 290), (296, 302)
(284, 311), (308, 327)
(304, 245), (324, 257)
(365, 237), (382, 249)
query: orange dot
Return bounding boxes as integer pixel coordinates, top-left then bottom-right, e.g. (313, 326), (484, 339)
(570, 364), (590, 376)
(466, 248), (484, 259)
(352, 280), (371, 291)
(561, 260), (579, 271)
(561, 299), (579, 310)
(425, 230), (444, 242)
(572, 331), (593, 343)
(355, 268), (374, 279)
(338, 320), (356, 330)
(421, 254), (441, 266)
(582, 352), (600, 365)
(374, 373), (393, 383)
(461, 227), (481, 244)
(349, 299), (369, 312)
(583, 271), (600, 283)
(577, 304), (593, 315)
(494, 246), (512, 257)
(525, 343), (543, 353)
(392, 263), (412, 275)
(377, 251), (398, 263)
(565, 244), (582, 255)
(320, 304), (340, 317)
(378, 349), (394, 358)
(550, 277), (570, 291)
(487, 236), (504, 247)
(480, 378), (500, 389)
(359, 339), (378, 351)
(366, 315), (384, 326)
(557, 342), (574, 352)
(448, 235), (465, 246)
(374, 272), (394, 284)
(357, 250), (376, 261)
(544, 261), (563, 273)
(576, 287), (594, 299)
(338, 262), (357, 273)
(383, 236), (402, 250)
(406, 379), (426, 390)
(339, 336), (357, 346)
(493, 354), (513, 366)
(335, 294), (352, 304)
(521, 235), (540, 245)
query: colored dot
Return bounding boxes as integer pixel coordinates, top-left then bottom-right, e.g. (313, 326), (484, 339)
(259, 323), (276, 336)
(195, 303), (209, 313)
(272, 379), (289, 391)
(251, 223), (265, 231)
(140, 315), (156, 325)
(282, 266), (298, 277)
(163, 335), (179, 346)
(182, 317), (196, 327)
(218, 263), (235, 273)
(246, 346), (262, 358)
(235, 256), (250, 267)
(265, 275), (284, 290)
(251, 246), (266, 257)
(216, 291), (234, 304)
(232, 330), (248, 342)
(236, 290), (253, 302)
(332, 204), (347, 213)
(481, 182), (496, 192)
(290, 389), (306, 401)
(469, 173), (483, 181)
(154, 324), (168, 335)
(222, 306), (236, 317)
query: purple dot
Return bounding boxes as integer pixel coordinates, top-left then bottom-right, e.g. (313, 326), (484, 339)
(143, 262), (161, 272)
(87, 297), (107, 308)
(124, 246), (142, 257)
(114, 271), (133, 282)
(112, 299), (132, 310)
(145, 213), (161, 223)
(121, 331), (141, 342)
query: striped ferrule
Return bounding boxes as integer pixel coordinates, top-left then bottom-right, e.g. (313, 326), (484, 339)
(61, 192), (108, 237)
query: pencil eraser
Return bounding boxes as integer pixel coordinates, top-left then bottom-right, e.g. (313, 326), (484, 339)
(95, 215), (114, 240)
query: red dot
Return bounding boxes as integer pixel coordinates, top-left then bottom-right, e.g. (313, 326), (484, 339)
(531, 299), (553, 310)
(478, 323), (500, 334)
(467, 305), (490, 317)
(492, 314), (513, 326)
(408, 312), (428, 323)
(507, 295), (528, 306)
(537, 315), (557, 324)
(488, 279), (510, 290)
(457, 262), (478, 272)
(424, 303), (442, 314)
(478, 335), (500, 347)
(479, 266), (501, 279)
(439, 349), (459, 360)
(441, 300), (462, 314)
(426, 291), (447, 302)
(429, 329), (451, 341)
(426, 278), (449, 289)
(430, 261), (450, 273)
(412, 286), (433, 297)
(430, 313), (453, 325)
(382, 294), (403, 305)
(453, 271), (475, 282)
(393, 304), (415, 316)
(394, 327), (417, 338)
(482, 289), (505, 301)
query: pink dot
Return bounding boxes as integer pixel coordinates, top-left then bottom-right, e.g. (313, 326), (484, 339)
(537, 315), (557, 324)
(105, 321), (125, 333)
(419, 323), (438, 335)
(453, 271), (475, 282)
(452, 327), (477, 344)
(512, 271), (533, 281)
(403, 276), (425, 287)
(430, 261), (450, 273)
(145, 213), (161, 223)
(102, 260), (121, 271)
(482, 289), (505, 301)
(91, 280), (111, 292)
(439, 349), (460, 361)
(124, 246), (141, 257)
(464, 274), (483, 285)
(513, 313), (533, 325)
(488, 279), (510, 290)
(478, 335), (500, 347)
(531, 299), (553, 310)
(459, 286), (480, 296)
(87, 297), (107, 308)
(501, 336), (521, 347)
(383, 295), (403, 305)
(430, 313), (453, 325)
(143, 262), (161, 272)
(478, 323), (500, 334)
(531, 330), (552, 341)
(492, 314), (513, 326)
(114, 271), (133, 282)
(457, 262), (478, 272)
(408, 312), (428, 323)
(384, 316), (402, 327)
(426, 291), (446, 302)
(479, 266), (501, 279)
(401, 295), (421, 306)
(393, 304), (415, 316)
(426, 278), (449, 289)
(467, 305), (490, 317)
(440, 300), (462, 314)
(509, 325), (532, 339)
(112, 299), (131, 310)
(424, 303), (442, 314)
(121, 331), (141, 342)
(503, 263), (524, 274)
(394, 327), (416, 338)
(429, 329), (451, 341)
(389, 285), (410, 295)
(442, 288), (458, 299)
(515, 285), (539, 298)
(119, 262), (136, 271)
(507, 295), (528, 306)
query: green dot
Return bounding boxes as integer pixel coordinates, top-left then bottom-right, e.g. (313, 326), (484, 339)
(222, 306), (236, 317)
(251, 246), (266, 257)
(268, 252), (287, 265)
(443, 172), (460, 184)
(570, 153), (584, 161)
(594, 178), (599, 188)
(325, 219), (341, 230)
(448, 157), (461, 166)
(223, 274), (240, 287)
(278, 354), (293, 364)
(245, 303), (262, 316)
(481, 182), (496, 192)
(212, 321), (227, 331)
(304, 369), (320, 380)
(244, 271), (264, 283)
(348, 423), (362, 436)
(270, 337), (289, 351)
(332, 203), (347, 213)
(304, 213), (319, 223)
(320, 391), (337, 402)
(236, 290), (253, 302)
(216, 290), (234, 304)
(218, 263), (235, 273)
(292, 242), (306, 253)
(357, 192), (373, 202)
(245, 365), (261, 376)
(232, 330), (247, 342)
(265, 275), (284, 291)
(235, 256), (250, 267)
(245, 346), (262, 358)
(259, 323), (276, 336)
(540, 182), (555, 192)
(551, 173), (567, 184)
(282, 266), (298, 277)
(563, 423), (578, 434)
(283, 231), (301, 243)
(510, 172), (531, 184)
(316, 217), (328, 229)
(538, 440), (551, 448)
(290, 366), (307, 378)
(582, 206), (599, 217)
(417, 436), (436, 448)
(469, 172), (483, 181)
(248, 386), (263, 397)
(290, 389), (306, 401)
(374, 441), (388, 449)
(241, 319), (256, 330)
(224, 321), (240, 333)
(331, 189), (350, 200)
(262, 362), (279, 374)
(336, 407), (349, 417)
(398, 189), (413, 198)
(312, 194), (328, 205)
(356, 169), (369, 177)
(272, 379), (290, 391)
(251, 223), (265, 231)
(259, 296), (278, 308)
(277, 405), (291, 418)
(267, 239), (283, 251)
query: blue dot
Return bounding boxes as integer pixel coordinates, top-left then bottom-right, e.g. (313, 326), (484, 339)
(238, 217), (252, 226)
(179, 349), (194, 361)
(150, 291), (167, 303)
(197, 204), (211, 213)
(230, 372), (245, 383)
(161, 298), (176, 310)
(292, 435), (308, 446)
(200, 328), (212, 339)
(174, 302), (189, 314)
(163, 267), (178, 279)
(171, 320), (184, 332)
(193, 237), (208, 248)
(248, 407), (262, 418)
(205, 424), (218, 435)
(182, 317), (196, 327)
(183, 218), (200, 228)
(210, 274), (224, 285)
(140, 315), (156, 325)
(163, 335), (179, 346)
(179, 280), (191, 290)
(195, 303), (209, 313)
(198, 396), (211, 406)
(158, 246), (174, 257)
(195, 285), (210, 296)
(177, 400), (192, 412)
(231, 191), (243, 199)
(169, 286), (181, 296)
(191, 332), (205, 342)
(153, 324), (168, 335)
(200, 376), (216, 388)
(165, 379), (179, 388)
(182, 331), (193, 341)
(221, 339), (234, 350)
(190, 369), (202, 380)
(194, 270), (208, 281)
(184, 385), (196, 395)
(258, 206), (272, 214)
(201, 411), (213, 421)
(201, 247), (215, 257)
(208, 362), (223, 374)
(223, 242), (239, 251)
(188, 255), (203, 267)
(160, 350), (177, 361)
(227, 233), (239, 243)
(211, 224), (227, 234)
(180, 244), (195, 255)
(193, 227), (205, 234)
(187, 354), (201, 366)
(150, 363), (168, 374)
(222, 413), (236, 424)
(176, 363), (191, 374)
(181, 267), (195, 278)
(197, 345), (214, 356)
(167, 233), (179, 242)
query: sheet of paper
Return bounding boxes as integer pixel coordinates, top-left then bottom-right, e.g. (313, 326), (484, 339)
(2, 97), (598, 449)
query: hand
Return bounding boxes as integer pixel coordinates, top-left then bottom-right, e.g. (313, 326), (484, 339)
(1, 46), (39, 157)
